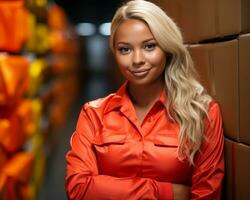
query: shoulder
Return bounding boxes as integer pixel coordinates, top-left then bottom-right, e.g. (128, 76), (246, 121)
(83, 93), (116, 112)
(75, 93), (116, 134)
(204, 100), (223, 139)
(80, 93), (118, 122)
(207, 101), (222, 123)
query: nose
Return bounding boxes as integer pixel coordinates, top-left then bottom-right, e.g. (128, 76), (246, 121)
(132, 49), (145, 66)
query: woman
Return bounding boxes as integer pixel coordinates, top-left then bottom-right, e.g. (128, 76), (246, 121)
(66, 0), (224, 199)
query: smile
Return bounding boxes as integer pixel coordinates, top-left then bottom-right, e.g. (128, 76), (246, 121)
(130, 69), (150, 77)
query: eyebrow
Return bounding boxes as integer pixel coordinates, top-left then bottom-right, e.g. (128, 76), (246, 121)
(116, 38), (156, 45)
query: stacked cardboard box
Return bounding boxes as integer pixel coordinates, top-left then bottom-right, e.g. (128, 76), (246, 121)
(150, 0), (250, 199)
(152, 0), (241, 43)
(188, 34), (250, 199)
(188, 40), (239, 140)
(225, 138), (250, 200)
(239, 34), (250, 145)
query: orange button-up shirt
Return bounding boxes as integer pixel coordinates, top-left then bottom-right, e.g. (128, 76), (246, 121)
(66, 83), (224, 200)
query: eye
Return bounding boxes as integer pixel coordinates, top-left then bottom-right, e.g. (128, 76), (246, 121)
(117, 46), (131, 54)
(144, 43), (156, 51)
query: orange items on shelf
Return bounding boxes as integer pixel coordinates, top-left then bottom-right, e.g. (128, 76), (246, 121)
(0, 0), (29, 52)
(26, 0), (47, 20)
(50, 27), (79, 55)
(50, 29), (79, 55)
(48, 4), (80, 55)
(26, 13), (51, 55)
(28, 58), (47, 97)
(26, 134), (45, 200)
(46, 76), (78, 129)
(17, 100), (36, 138)
(3, 152), (33, 184)
(48, 4), (69, 54)
(48, 4), (68, 30)
(0, 148), (7, 167)
(26, 0), (47, 9)
(50, 30), (68, 54)
(0, 148), (8, 197)
(31, 99), (42, 135)
(0, 109), (24, 153)
(1, 152), (34, 200)
(50, 54), (75, 75)
(0, 54), (30, 107)
(0, 98), (40, 153)
(0, 173), (7, 200)
(48, 79), (70, 129)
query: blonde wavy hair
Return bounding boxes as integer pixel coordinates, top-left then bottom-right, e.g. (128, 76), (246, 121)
(109, 0), (212, 165)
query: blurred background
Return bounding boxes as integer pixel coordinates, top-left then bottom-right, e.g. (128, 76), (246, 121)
(0, 0), (250, 199)
(36, 0), (124, 199)
(35, 1), (125, 200)
(0, 0), (123, 199)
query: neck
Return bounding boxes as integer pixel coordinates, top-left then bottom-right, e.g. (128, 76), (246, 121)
(128, 79), (165, 108)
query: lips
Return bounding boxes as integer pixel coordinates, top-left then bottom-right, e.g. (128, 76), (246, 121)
(130, 68), (151, 77)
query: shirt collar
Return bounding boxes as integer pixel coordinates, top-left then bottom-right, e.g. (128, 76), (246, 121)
(104, 81), (167, 114)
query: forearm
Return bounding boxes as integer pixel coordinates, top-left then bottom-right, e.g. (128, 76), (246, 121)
(66, 174), (173, 200)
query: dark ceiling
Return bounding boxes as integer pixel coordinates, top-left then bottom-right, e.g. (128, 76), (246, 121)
(54, 0), (123, 25)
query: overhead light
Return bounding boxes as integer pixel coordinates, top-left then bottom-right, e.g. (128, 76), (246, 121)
(76, 23), (96, 36)
(99, 22), (111, 36)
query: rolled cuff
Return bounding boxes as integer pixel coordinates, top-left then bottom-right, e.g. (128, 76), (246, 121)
(156, 182), (173, 200)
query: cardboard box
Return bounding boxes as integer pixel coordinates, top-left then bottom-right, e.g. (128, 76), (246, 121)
(241, 0), (250, 33)
(224, 138), (250, 200)
(188, 40), (239, 140)
(151, 0), (241, 43)
(224, 138), (234, 200)
(239, 34), (250, 144)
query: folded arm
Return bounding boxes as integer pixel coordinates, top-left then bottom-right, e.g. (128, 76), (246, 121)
(66, 109), (174, 200)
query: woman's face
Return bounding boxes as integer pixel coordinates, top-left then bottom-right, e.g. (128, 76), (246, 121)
(113, 19), (167, 87)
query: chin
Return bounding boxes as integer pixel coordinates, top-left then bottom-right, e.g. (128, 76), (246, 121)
(128, 78), (153, 86)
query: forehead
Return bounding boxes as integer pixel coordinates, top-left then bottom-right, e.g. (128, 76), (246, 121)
(114, 19), (154, 44)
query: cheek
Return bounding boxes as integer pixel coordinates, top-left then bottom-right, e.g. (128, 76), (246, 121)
(147, 51), (166, 66)
(115, 54), (130, 69)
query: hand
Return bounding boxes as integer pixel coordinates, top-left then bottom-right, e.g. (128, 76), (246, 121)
(172, 184), (190, 200)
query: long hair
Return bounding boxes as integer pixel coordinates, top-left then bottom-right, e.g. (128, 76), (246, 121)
(110, 0), (212, 165)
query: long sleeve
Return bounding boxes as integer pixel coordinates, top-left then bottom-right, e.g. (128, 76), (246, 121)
(191, 102), (224, 200)
(65, 108), (173, 200)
